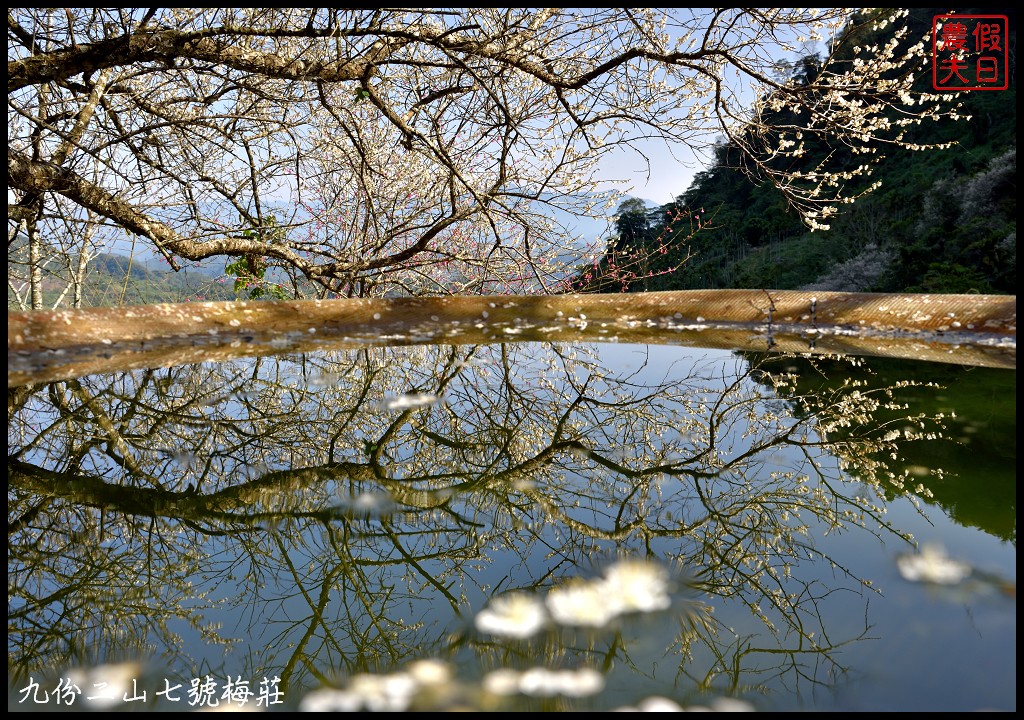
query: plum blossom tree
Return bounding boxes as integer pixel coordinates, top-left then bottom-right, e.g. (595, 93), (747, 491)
(8, 8), (956, 307)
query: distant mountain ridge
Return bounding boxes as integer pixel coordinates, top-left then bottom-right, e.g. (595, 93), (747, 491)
(77, 253), (236, 306)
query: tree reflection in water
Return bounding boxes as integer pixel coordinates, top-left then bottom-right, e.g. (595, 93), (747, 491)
(7, 342), (953, 710)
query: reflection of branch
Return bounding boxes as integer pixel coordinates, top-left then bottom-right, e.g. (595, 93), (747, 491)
(7, 342), (949, 696)
(272, 531), (349, 692)
(380, 517), (464, 611)
(7, 496), (54, 535)
(57, 379), (154, 485)
(682, 611), (875, 698)
(10, 458), (267, 531)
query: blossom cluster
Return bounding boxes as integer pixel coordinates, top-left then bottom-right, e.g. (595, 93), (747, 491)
(475, 558), (677, 638)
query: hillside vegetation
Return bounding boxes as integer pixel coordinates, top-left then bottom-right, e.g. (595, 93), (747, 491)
(6, 251), (238, 309)
(574, 8), (1015, 295)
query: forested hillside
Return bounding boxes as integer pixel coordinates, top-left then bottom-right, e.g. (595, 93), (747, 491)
(78, 256), (239, 306)
(574, 8), (1015, 295)
(6, 248), (237, 309)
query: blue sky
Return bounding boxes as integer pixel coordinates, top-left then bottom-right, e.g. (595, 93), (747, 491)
(595, 139), (707, 207)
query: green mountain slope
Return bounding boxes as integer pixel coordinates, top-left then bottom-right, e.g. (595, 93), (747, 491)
(7, 252), (239, 309)
(573, 8), (1016, 295)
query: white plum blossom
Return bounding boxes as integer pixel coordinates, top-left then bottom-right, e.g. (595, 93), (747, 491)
(896, 544), (971, 585)
(475, 592), (549, 639)
(482, 667), (605, 698)
(299, 672), (418, 713)
(545, 578), (621, 627)
(600, 559), (672, 613)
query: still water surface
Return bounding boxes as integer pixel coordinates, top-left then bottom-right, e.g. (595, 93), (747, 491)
(7, 341), (1015, 711)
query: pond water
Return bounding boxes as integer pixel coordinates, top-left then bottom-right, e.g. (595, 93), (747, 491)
(7, 340), (1016, 712)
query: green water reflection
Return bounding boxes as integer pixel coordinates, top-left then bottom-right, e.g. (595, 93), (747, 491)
(7, 343), (1015, 711)
(746, 353), (1016, 544)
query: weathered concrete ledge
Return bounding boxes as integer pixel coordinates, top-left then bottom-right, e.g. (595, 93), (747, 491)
(8, 290), (1016, 386)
